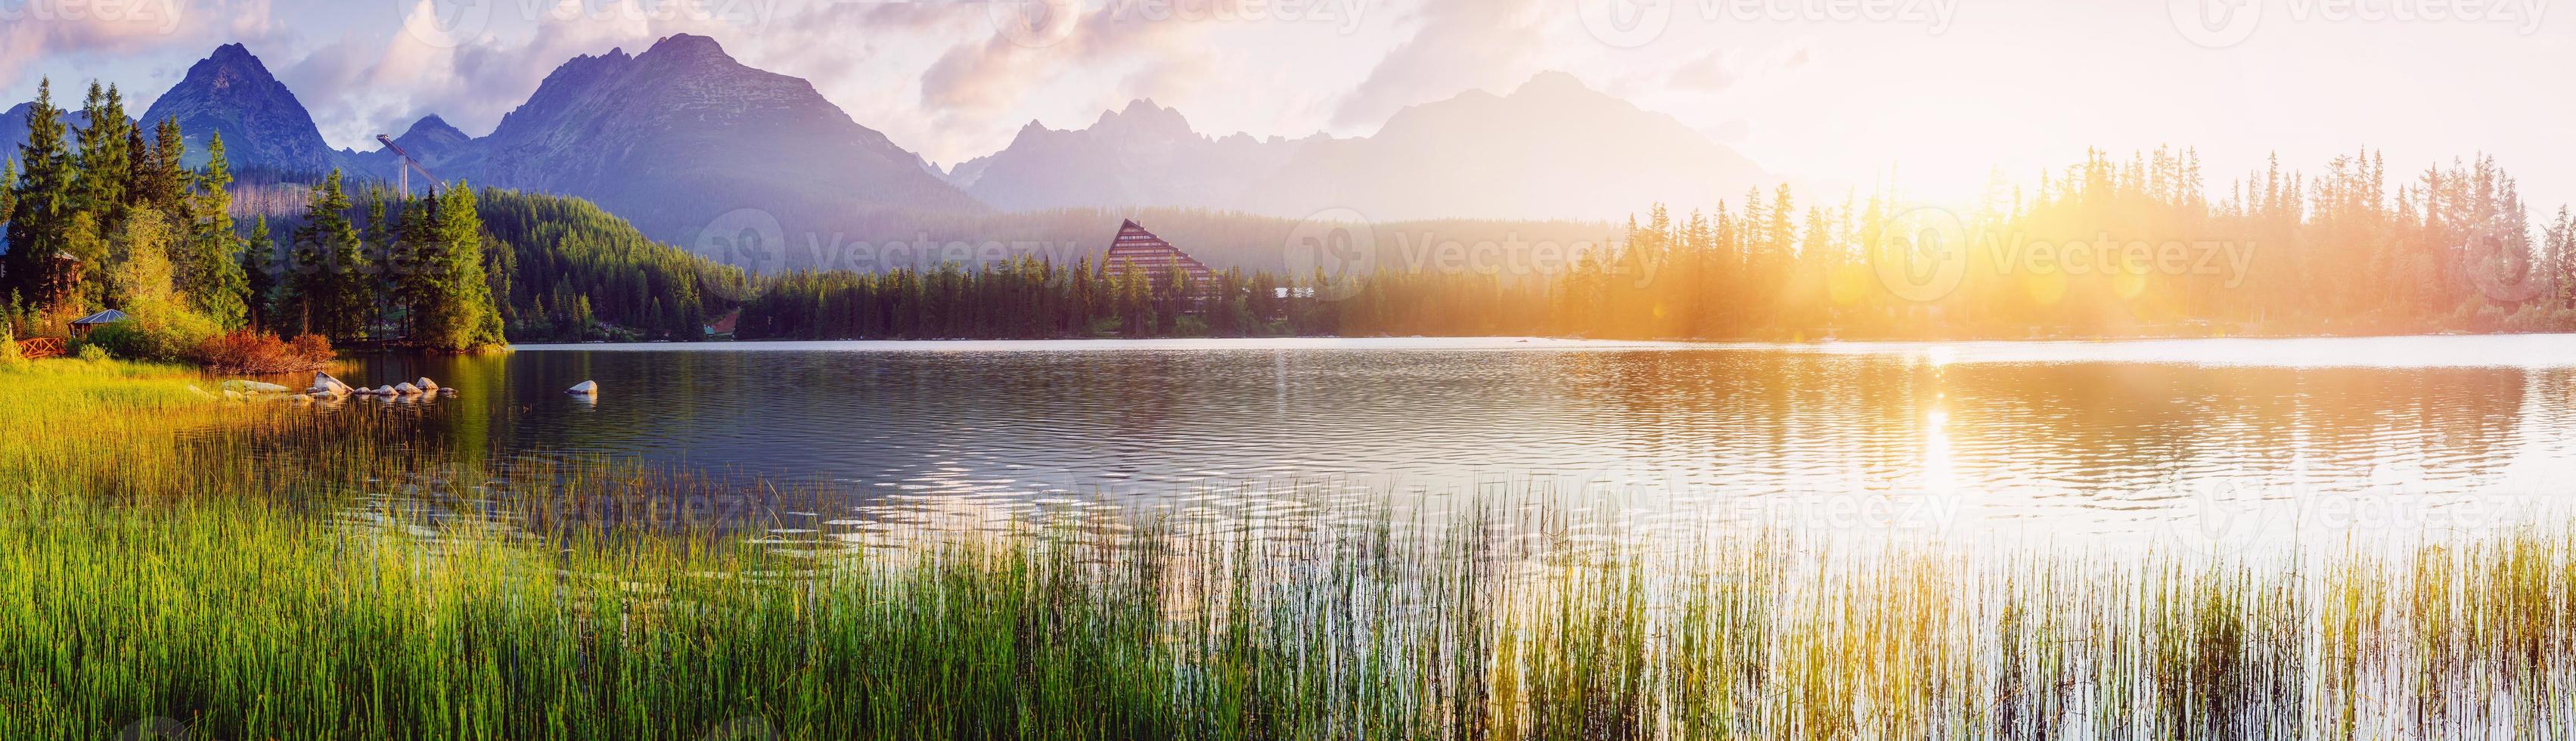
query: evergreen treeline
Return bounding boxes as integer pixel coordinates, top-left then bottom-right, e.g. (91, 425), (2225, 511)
(242, 181), (744, 343)
(734, 262), (1542, 339)
(476, 191), (740, 342)
(1548, 148), (2576, 339)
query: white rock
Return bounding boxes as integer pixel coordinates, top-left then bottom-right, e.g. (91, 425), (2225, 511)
(567, 380), (598, 395)
(415, 377), (438, 391)
(222, 380), (289, 394)
(312, 372), (350, 394)
(222, 389), (245, 402)
(371, 386), (396, 395)
(395, 383), (422, 395)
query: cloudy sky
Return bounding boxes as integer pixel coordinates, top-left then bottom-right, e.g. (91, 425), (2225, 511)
(2, 0), (2571, 208)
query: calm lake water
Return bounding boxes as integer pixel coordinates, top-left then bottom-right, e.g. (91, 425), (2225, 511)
(339, 335), (2576, 548)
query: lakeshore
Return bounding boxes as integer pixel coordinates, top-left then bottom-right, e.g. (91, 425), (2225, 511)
(8, 352), (2576, 738)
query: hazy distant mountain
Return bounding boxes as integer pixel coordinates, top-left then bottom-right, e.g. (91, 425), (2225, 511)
(0, 102), (106, 153)
(948, 73), (1768, 222)
(137, 44), (351, 173)
(946, 99), (1324, 211)
(1249, 73), (1770, 221)
(448, 33), (982, 242)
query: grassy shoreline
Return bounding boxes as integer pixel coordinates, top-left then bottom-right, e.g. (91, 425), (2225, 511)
(5, 358), (2574, 739)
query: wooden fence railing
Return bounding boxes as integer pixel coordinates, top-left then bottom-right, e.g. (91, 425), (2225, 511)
(16, 337), (64, 360)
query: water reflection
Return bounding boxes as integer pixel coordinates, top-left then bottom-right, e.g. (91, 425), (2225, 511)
(319, 336), (2576, 545)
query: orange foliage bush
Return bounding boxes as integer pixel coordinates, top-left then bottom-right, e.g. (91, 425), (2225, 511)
(191, 330), (336, 374)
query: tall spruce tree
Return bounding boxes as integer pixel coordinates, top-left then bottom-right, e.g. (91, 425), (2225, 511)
(244, 216), (275, 330)
(285, 171), (369, 340)
(393, 190), (439, 337)
(187, 134), (248, 328)
(416, 183), (503, 350)
(72, 83), (132, 231)
(3, 80), (74, 304)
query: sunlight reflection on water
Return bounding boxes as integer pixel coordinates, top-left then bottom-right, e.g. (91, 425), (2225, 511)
(335, 334), (2576, 550)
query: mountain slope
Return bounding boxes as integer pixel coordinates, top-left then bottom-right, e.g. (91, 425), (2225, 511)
(136, 43), (350, 173)
(0, 102), (104, 153)
(456, 34), (983, 243)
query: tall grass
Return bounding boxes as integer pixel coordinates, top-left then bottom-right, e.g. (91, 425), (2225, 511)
(3, 358), (2574, 739)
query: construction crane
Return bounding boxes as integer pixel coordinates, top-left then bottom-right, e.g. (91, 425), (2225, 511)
(377, 134), (440, 195)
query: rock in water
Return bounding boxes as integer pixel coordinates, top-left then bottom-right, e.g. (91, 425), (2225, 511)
(568, 380), (598, 395)
(371, 386), (396, 395)
(415, 377), (438, 391)
(395, 383), (422, 395)
(312, 371), (350, 394)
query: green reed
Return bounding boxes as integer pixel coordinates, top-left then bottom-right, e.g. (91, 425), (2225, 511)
(5, 358), (2576, 739)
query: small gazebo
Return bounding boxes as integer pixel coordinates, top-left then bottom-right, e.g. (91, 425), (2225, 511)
(70, 309), (131, 338)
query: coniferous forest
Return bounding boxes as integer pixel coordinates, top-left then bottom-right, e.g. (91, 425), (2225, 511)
(8, 76), (2576, 351)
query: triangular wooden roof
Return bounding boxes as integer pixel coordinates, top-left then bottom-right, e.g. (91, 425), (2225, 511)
(1099, 220), (1214, 283)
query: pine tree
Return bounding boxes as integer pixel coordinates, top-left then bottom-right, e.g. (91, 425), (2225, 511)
(243, 216), (275, 330)
(187, 134), (248, 328)
(72, 82), (132, 231)
(3, 80), (76, 305)
(286, 171), (370, 341)
(0, 160), (14, 233)
(415, 183), (503, 350)
(389, 194), (433, 337)
(130, 117), (189, 216)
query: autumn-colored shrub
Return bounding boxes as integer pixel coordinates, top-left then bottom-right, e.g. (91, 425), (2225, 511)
(189, 330), (336, 374)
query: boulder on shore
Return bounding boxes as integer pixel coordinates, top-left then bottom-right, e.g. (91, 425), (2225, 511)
(222, 380), (290, 394)
(308, 372), (353, 398)
(567, 380), (598, 395)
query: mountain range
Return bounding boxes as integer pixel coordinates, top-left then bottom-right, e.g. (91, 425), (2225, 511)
(7, 36), (1771, 265)
(947, 72), (1770, 223)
